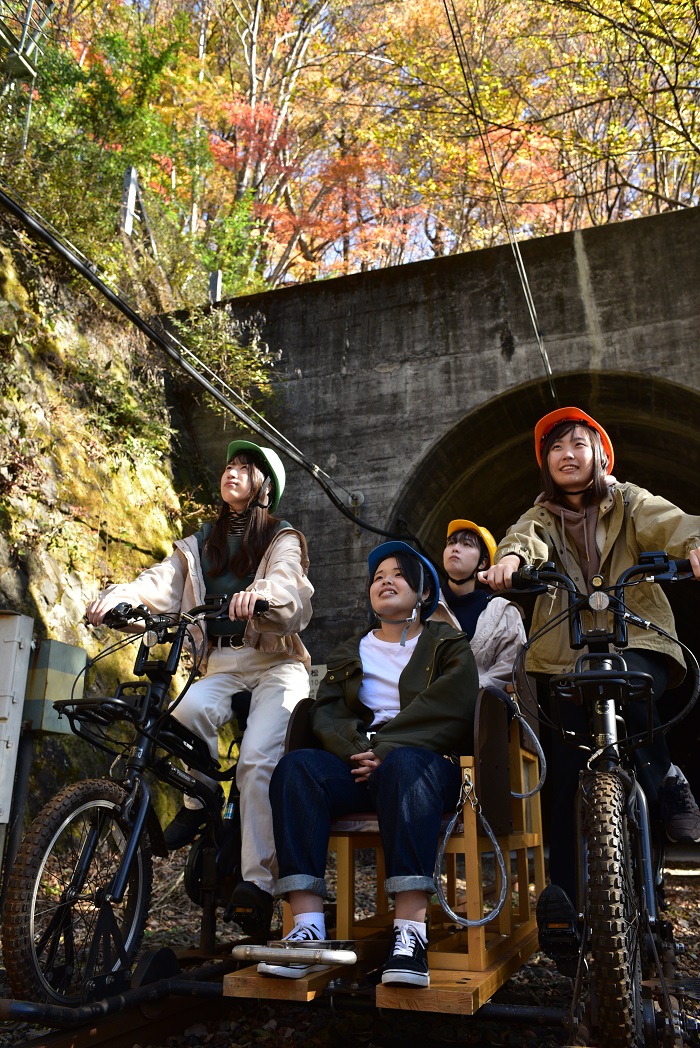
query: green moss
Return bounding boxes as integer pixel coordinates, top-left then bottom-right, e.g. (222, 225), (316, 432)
(0, 245), (31, 313)
(0, 216), (273, 831)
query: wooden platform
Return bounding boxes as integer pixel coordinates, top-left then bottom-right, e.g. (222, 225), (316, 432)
(377, 928), (539, 1014)
(225, 689), (545, 1016)
(223, 926), (539, 1014)
(225, 961), (354, 1003)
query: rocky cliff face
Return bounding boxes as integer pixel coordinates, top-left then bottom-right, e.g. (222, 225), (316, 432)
(0, 218), (195, 816)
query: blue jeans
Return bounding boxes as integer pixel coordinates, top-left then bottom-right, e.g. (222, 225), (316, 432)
(270, 746), (462, 899)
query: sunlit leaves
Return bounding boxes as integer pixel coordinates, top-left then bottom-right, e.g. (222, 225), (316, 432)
(2, 0), (699, 294)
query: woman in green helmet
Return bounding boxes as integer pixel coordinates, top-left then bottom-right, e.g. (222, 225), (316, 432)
(87, 439), (314, 941)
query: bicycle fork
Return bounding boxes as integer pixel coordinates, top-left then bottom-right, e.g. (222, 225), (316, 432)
(81, 777), (153, 997)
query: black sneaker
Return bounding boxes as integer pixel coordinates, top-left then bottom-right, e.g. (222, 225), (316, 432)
(659, 777), (700, 844)
(381, 926), (430, 988)
(163, 805), (207, 850)
(536, 884), (581, 978)
(226, 880), (274, 942)
(256, 923), (329, 979)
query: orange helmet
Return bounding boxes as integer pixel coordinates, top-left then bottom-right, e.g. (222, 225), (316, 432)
(534, 407), (614, 474)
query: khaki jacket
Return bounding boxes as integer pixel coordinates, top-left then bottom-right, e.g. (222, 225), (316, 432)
(97, 526), (313, 672)
(495, 482), (700, 686)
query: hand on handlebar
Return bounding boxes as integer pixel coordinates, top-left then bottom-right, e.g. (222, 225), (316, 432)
(689, 548), (700, 580)
(228, 590), (269, 621)
(477, 554), (521, 591)
(86, 594), (131, 626)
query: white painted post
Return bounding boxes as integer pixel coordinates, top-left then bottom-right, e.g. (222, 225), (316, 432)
(0, 612), (34, 861)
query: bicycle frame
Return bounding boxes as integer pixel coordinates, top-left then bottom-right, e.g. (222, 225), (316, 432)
(515, 552), (699, 1046)
(48, 600), (249, 968)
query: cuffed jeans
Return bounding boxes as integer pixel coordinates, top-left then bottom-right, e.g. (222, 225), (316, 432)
(270, 746), (462, 899)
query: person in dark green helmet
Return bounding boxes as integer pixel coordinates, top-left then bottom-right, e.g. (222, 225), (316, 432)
(87, 440), (314, 941)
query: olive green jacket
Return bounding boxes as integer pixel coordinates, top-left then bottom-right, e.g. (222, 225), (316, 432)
(309, 620), (479, 764)
(495, 482), (700, 686)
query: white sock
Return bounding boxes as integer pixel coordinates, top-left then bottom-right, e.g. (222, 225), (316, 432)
(292, 911), (326, 938)
(183, 798), (204, 811)
(394, 918), (427, 944)
(664, 764), (688, 785)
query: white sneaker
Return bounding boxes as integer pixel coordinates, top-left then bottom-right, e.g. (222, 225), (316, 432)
(257, 923), (330, 980)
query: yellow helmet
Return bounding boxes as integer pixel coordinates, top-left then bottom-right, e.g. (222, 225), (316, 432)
(446, 520), (497, 567)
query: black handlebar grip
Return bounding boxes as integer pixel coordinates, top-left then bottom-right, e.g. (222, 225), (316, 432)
(510, 572), (549, 594)
(675, 558), (692, 575)
(102, 602), (135, 627)
(214, 598), (270, 620)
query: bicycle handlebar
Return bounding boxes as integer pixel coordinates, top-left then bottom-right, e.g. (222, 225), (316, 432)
(510, 552), (700, 745)
(513, 553), (692, 594)
(511, 552), (694, 650)
(101, 596), (271, 630)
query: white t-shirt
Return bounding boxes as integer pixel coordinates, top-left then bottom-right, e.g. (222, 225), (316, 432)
(358, 630), (420, 729)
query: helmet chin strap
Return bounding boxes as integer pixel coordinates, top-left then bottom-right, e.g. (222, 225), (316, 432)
(447, 568), (479, 585)
(375, 607), (418, 647)
(448, 556), (488, 587)
(249, 476), (273, 511)
(561, 479), (595, 497)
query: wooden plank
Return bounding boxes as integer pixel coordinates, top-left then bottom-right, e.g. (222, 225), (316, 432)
(428, 916), (537, 971)
(224, 963), (348, 1002)
(377, 927), (539, 1014)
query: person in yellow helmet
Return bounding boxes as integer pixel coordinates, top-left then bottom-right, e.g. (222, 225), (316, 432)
(441, 519), (526, 691)
(87, 439), (313, 942)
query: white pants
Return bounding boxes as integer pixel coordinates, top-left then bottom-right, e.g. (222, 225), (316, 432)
(170, 646), (309, 895)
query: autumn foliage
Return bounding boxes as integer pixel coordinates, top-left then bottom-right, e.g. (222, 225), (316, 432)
(1, 0), (698, 298)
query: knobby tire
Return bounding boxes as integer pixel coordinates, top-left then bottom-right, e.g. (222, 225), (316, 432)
(2, 778), (153, 1004)
(584, 771), (644, 1048)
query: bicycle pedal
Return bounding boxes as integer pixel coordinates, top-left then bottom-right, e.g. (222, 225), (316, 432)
(536, 885), (582, 977)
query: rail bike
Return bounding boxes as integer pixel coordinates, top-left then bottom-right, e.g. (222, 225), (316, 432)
(0, 558), (699, 1047)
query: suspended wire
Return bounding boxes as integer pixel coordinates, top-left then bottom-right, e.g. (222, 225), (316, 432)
(158, 322), (354, 498)
(441, 0), (559, 406)
(0, 177), (423, 547)
(0, 164), (349, 495)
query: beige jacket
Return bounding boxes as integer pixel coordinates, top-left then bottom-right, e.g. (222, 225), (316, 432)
(97, 527), (313, 672)
(495, 482), (700, 686)
(436, 592), (526, 690)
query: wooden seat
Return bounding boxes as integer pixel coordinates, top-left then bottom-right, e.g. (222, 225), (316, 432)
(281, 689), (544, 962)
(224, 684), (545, 1013)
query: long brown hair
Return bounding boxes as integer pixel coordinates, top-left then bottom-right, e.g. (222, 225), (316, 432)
(204, 451), (280, 577)
(540, 421), (610, 504)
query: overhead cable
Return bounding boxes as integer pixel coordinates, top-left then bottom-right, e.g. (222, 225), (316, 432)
(0, 180), (422, 546)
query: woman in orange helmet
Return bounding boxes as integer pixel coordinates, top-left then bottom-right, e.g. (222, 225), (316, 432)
(480, 407), (700, 966)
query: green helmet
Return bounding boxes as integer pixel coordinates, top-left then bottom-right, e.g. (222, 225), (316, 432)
(226, 440), (286, 512)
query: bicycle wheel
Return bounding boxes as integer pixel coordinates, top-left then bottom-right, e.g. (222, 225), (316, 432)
(2, 778), (153, 1004)
(584, 771), (644, 1048)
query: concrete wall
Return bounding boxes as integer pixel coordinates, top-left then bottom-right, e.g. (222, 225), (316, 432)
(185, 206), (700, 662)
